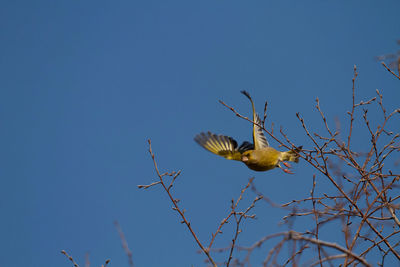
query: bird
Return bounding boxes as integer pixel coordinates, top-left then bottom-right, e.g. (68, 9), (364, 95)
(194, 91), (301, 173)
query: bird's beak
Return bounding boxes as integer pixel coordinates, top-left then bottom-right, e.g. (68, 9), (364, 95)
(242, 155), (248, 162)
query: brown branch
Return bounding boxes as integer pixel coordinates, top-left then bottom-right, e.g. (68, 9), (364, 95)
(137, 181), (161, 189)
(61, 249), (109, 267)
(114, 221), (134, 267)
(141, 139), (217, 267)
(226, 180), (261, 266)
(84, 252), (90, 267)
(143, 74), (400, 265)
(61, 250), (80, 267)
(311, 175), (323, 267)
(381, 61), (400, 80)
(309, 254), (347, 267)
(287, 231), (371, 267)
(283, 243), (309, 267)
(208, 178), (254, 250)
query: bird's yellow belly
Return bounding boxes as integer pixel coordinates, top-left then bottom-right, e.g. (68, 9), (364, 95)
(245, 162), (276, 171)
(243, 148), (281, 172)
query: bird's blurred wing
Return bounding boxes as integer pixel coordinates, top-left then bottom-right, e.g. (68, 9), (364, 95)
(241, 91), (269, 149)
(194, 132), (243, 161)
(253, 113), (269, 149)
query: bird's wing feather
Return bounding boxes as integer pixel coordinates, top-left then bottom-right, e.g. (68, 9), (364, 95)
(241, 91), (269, 149)
(194, 132), (249, 161)
(253, 114), (269, 149)
(238, 141), (254, 153)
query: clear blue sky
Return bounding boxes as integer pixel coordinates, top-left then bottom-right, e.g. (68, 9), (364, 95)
(1, 1), (399, 266)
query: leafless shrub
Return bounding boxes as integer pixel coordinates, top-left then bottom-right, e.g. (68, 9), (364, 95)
(140, 64), (399, 266)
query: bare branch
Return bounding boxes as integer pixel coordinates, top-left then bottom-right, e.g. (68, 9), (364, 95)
(114, 221), (134, 267)
(381, 61), (400, 80)
(61, 250), (80, 267)
(141, 140), (217, 267)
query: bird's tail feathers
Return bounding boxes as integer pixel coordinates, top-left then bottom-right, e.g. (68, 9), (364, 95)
(281, 146), (302, 163)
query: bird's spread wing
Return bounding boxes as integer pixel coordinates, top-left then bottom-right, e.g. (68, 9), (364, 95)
(194, 132), (252, 161)
(241, 91), (269, 149)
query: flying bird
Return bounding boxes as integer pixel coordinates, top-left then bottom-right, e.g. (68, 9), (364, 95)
(194, 91), (301, 173)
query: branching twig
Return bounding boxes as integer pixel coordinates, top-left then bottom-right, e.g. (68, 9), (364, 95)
(140, 140), (217, 267)
(140, 65), (399, 266)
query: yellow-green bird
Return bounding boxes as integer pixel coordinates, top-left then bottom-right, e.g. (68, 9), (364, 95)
(194, 91), (301, 173)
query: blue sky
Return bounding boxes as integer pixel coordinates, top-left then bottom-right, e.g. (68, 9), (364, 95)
(1, 1), (399, 266)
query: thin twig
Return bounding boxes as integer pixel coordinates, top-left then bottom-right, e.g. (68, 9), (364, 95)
(143, 140), (217, 267)
(61, 250), (80, 267)
(114, 221), (134, 267)
(381, 61), (400, 80)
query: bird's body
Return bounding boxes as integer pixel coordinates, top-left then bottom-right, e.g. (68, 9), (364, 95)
(242, 147), (281, 171)
(195, 91), (301, 173)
